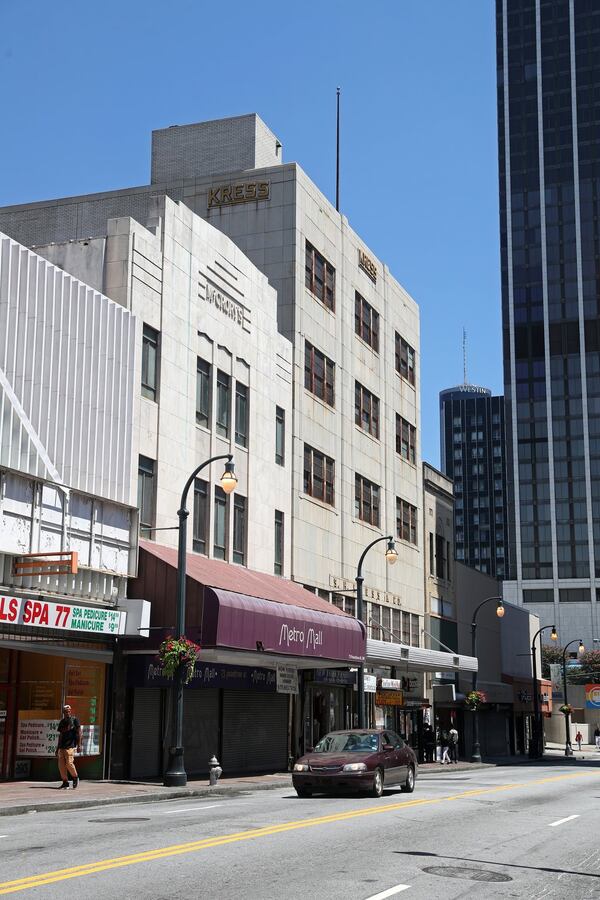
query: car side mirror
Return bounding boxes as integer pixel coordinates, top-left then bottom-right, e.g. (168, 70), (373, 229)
(383, 743), (394, 752)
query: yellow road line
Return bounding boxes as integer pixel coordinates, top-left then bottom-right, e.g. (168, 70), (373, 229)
(0, 769), (594, 894)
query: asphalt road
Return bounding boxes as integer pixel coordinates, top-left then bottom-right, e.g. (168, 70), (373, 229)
(0, 760), (599, 899)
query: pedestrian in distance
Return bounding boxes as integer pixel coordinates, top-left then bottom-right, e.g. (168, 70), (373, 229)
(441, 729), (451, 764)
(575, 730), (583, 752)
(423, 724), (436, 763)
(449, 725), (459, 763)
(594, 725), (600, 750)
(56, 704), (82, 789)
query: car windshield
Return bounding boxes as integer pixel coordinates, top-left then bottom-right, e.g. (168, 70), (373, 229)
(313, 732), (379, 753)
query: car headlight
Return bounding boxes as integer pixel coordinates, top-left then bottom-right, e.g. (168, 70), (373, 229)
(342, 762), (367, 772)
(293, 763), (309, 772)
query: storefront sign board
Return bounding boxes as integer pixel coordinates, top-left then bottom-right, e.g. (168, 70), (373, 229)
(130, 657), (278, 692)
(276, 664), (298, 694)
(364, 674), (377, 693)
(16, 717), (100, 757)
(0, 595), (126, 635)
(313, 669), (356, 686)
(375, 690), (404, 707)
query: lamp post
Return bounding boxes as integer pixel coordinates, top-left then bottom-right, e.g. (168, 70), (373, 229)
(163, 454), (237, 787)
(529, 623), (558, 760)
(355, 535), (398, 728)
(470, 596), (504, 763)
(562, 638), (585, 757)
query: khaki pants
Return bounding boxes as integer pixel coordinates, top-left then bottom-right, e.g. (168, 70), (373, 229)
(57, 748), (78, 782)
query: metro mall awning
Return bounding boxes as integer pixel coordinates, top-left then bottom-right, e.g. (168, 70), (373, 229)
(366, 638), (478, 675)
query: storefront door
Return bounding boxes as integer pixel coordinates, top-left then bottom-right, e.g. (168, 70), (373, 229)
(307, 685), (348, 747)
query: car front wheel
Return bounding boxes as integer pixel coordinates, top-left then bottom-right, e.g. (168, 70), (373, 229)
(401, 765), (415, 793)
(371, 768), (384, 798)
(295, 787), (312, 798)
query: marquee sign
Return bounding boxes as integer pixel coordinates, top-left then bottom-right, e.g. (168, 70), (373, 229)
(0, 595), (126, 635)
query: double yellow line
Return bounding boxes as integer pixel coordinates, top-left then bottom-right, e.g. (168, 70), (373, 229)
(0, 770), (594, 894)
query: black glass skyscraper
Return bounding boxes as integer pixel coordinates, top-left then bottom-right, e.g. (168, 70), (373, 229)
(440, 386), (508, 578)
(497, 1), (600, 638)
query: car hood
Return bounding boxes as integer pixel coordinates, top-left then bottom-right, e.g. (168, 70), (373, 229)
(300, 752), (374, 767)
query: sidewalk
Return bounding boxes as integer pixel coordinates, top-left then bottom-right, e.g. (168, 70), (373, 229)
(0, 751), (595, 817)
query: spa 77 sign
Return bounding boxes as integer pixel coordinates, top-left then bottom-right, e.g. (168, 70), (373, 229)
(0, 595), (126, 635)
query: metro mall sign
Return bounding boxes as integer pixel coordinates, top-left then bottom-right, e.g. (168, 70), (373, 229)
(0, 595), (126, 635)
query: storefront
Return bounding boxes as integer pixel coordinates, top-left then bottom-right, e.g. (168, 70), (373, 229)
(366, 638), (478, 762)
(119, 543), (365, 778)
(0, 591), (141, 780)
(511, 677), (553, 755)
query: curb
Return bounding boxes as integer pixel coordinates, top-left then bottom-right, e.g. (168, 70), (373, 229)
(0, 779), (293, 818)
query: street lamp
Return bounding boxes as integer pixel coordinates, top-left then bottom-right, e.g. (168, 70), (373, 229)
(163, 454), (237, 787)
(355, 535), (398, 728)
(530, 623), (558, 760)
(562, 638), (585, 757)
(470, 596), (504, 763)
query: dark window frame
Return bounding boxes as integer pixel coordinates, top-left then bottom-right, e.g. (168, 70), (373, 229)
(216, 370), (231, 438)
(354, 292), (379, 352)
(395, 333), (416, 386)
(196, 357), (211, 427)
(396, 414), (416, 463)
(355, 474), (380, 527)
(304, 444), (335, 506)
(213, 486), (228, 559)
(304, 341), (335, 407)
(235, 382), (248, 448)
(233, 494), (247, 565)
(275, 406), (285, 466)
(396, 496), (418, 545)
(355, 382), (380, 438)
(138, 455), (155, 532)
(141, 324), (159, 401)
(305, 241), (335, 311)
(274, 509), (284, 575)
(193, 478), (208, 554)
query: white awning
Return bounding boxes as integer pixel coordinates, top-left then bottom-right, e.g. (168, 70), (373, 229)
(366, 638), (478, 674)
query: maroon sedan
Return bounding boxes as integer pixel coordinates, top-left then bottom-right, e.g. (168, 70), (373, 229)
(292, 729), (418, 798)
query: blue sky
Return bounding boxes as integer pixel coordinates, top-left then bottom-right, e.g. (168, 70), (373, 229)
(0, 0), (501, 467)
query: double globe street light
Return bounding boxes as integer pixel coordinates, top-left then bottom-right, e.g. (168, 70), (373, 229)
(164, 454), (237, 788)
(355, 535), (398, 729)
(562, 638), (585, 757)
(470, 596), (505, 763)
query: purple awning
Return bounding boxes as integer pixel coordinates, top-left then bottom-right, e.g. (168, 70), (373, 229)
(202, 588), (365, 663)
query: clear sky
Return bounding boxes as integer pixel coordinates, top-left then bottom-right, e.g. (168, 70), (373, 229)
(0, 0), (502, 468)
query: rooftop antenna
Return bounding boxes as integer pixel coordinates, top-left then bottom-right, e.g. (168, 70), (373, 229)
(463, 327), (468, 385)
(336, 87), (341, 212)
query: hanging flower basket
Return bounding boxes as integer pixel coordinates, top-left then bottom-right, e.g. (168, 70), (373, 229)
(158, 636), (201, 684)
(559, 703), (573, 716)
(465, 690), (487, 710)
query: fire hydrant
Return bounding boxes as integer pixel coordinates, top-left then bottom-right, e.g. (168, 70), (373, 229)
(209, 755), (222, 786)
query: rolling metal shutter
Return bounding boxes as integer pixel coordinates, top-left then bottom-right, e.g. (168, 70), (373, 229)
(183, 689), (220, 776)
(222, 691), (288, 773)
(130, 688), (162, 779)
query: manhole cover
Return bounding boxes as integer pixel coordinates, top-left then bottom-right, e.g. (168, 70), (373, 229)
(423, 866), (512, 883)
(88, 817), (151, 823)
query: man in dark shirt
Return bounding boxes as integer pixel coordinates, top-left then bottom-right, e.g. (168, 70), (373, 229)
(56, 704), (82, 789)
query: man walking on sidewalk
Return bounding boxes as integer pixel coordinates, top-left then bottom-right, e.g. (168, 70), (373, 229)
(56, 704), (82, 789)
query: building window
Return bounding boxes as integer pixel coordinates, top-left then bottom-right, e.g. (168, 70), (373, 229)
(235, 382), (248, 448)
(274, 510), (284, 575)
(141, 324), (159, 401)
(137, 456), (155, 533)
(355, 474), (380, 527)
(396, 414), (416, 462)
(429, 533), (434, 574)
(233, 495), (247, 565)
(275, 406), (285, 466)
(355, 292), (379, 351)
(304, 341), (335, 407)
(304, 445), (335, 506)
(411, 614), (420, 647)
(355, 382), (380, 438)
(396, 497), (418, 545)
(196, 358), (211, 427)
(193, 479), (208, 554)
(214, 486), (227, 559)
(305, 241), (335, 311)
(435, 534), (446, 579)
(402, 611), (410, 644)
(395, 333), (415, 386)
(216, 370), (230, 438)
